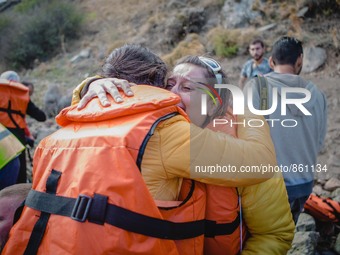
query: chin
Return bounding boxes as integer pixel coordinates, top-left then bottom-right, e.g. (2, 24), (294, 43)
(177, 104), (186, 111)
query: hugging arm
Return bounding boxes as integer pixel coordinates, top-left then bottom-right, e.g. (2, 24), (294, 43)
(158, 113), (277, 186)
(72, 76), (134, 108)
(238, 174), (295, 254)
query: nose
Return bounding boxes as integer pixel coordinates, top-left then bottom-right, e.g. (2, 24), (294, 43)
(170, 83), (179, 94)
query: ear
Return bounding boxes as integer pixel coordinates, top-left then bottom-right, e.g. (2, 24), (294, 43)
(207, 98), (219, 117)
(269, 56), (275, 69)
(295, 54), (303, 72)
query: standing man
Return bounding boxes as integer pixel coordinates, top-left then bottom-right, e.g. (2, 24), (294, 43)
(244, 36), (327, 223)
(0, 71), (46, 184)
(239, 39), (272, 89)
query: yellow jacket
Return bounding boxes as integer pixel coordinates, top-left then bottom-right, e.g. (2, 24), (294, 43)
(72, 80), (294, 254)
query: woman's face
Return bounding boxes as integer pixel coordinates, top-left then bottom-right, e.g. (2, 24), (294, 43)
(166, 63), (215, 127)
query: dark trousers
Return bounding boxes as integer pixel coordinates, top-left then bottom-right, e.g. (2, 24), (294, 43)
(16, 149), (27, 183)
(0, 156), (20, 190)
(289, 195), (310, 224)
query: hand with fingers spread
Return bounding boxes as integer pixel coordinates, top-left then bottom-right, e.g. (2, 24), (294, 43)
(77, 78), (135, 110)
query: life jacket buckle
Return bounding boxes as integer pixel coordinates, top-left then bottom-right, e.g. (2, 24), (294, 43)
(71, 194), (92, 222)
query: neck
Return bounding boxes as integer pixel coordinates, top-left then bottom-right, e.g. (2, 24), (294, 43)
(253, 57), (263, 65)
(273, 64), (296, 74)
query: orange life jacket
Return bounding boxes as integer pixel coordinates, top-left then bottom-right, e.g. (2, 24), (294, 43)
(0, 78), (29, 129)
(2, 86), (206, 255)
(304, 194), (340, 223)
(201, 110), (247, 255)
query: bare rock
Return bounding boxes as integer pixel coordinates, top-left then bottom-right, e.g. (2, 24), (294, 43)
(324, 177), (340, 192)
(257, 23), (277, 32)
(302, 47), (327, 73)
(313, 185), (331, 197)
(70, 48), (92, 63)
(288, 231), (320, 255)
(296, 213), (316, 232)
(333, 196), (340, 203)
(331, 188), (340, 199)
(44, 85), (62, 118)
(297, 6), (309, 18)
(334, 233), (340, 254)
(221, 0), (260, 29)
(57, 94), (72, 113)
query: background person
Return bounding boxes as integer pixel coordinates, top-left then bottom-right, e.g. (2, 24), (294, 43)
(0, 71), (46, 184)
(239, 39), (272, 89)
(22, 81), (44, 148)
(244, 36), (327, 223)
(0, 124), (25, 190)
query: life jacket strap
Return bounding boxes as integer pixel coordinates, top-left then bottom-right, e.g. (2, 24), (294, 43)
(25, 189), (206, 240)
(0, 100), (25, 129)
(204, 212), (240, 237)
(24, 169), (62, 255)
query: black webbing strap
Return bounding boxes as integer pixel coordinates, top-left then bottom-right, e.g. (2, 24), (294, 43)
(0, 101), (25, 129)
(136, 112), (179, 170)
(24, 170), (61, 255)
(13, 200), (25, 226)
(25, 189), (205, 240)
(323, 198), (340, 222)
(205, 212), (240, 238)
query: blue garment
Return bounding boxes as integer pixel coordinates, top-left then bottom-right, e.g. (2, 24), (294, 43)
(244, 72), (327, 201)
(289, 195), (310, 224)
(0, 156), (20, 190)
(240, 58), (272, 78)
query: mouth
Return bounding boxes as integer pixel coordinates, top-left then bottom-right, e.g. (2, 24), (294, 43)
(177, 102), (186, 111)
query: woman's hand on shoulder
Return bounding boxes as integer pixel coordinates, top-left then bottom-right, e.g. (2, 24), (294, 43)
(77, 78), (135, 109)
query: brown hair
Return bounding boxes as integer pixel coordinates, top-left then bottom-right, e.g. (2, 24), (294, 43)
(100, 44), (168, 87)
(250, 38), (265, 48)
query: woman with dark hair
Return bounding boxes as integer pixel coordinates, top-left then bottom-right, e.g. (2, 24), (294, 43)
(73, 48), (294, 254)
(3, 45), (286, 255)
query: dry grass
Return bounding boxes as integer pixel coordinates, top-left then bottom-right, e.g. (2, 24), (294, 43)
(206, 27), (259, 57)
(162, 34), (206, 67)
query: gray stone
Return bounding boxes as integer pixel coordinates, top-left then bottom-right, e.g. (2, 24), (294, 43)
(324, 177), (340, 191)
(313, 185), (324, 195)
(313, 185), (331, 197)
(302, 47), (327, 73)
(333, 195), (340, 203)
(287, 231), (320, 255)
(70, 48), (91, 63)
(221, 0), (260, 29)
(166, 0), (186, 9)
(329, 154), (340, 167)
(35, 127), (58, 145)
(57, 94), (72, 113)
(44, 85), (62, 118)
(297, 6), (309, 18)
(258, 23), (277, 32)
(331, 188), (340, 199)
(334, 233), (340, 254)
(296, 213), (316, 232)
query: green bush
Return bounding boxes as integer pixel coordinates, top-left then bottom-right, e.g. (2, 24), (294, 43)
(1, 0), (84, 69)
(14, 0), (42, 13)
(214, 36), (239, 58)
(207, 28), (239, 58)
